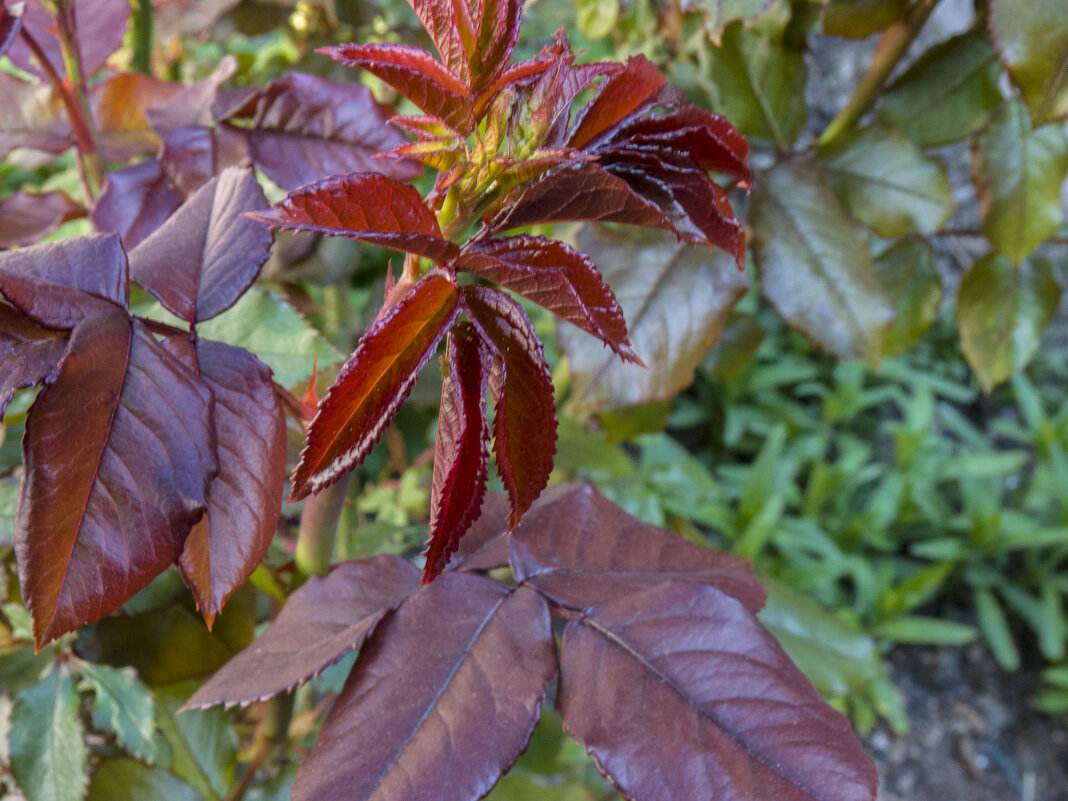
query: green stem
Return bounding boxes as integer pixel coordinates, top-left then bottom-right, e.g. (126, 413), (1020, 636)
(130, 0), (154, 74)
(817, 0), (939, 148)
(293, 475), (352, 587)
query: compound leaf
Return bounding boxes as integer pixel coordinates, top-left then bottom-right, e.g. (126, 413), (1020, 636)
(185, 555), (420, 709)
(0, 233), (127, 330)
(129, 167), (272, 323)
(247, 172), (459, 264)
(510, 483), (766, 613)
(989, 0), (1068, 125)
(9, 665), (87, 801)
(177, 339), (287, 628)
(557, 582), (878, 801)
(292, 573), (557, 801)
(236, 72), (417, 189)
(78, 662), (168, 765)
(957, 253), (1061, 392)
(17, 309), (217, 645)
(568, 55), (669, 149)
(818, 125), (956, 238)
(90, 158), (186, 250)
(464, 286), (556, 528)
(560, 225), (747, 415)
(750, 161), (894, 365)
(971, 99), (1068, 264)
(457, 235), (638, 363)
(424, 323), (491, 582)
(291, 272), (460, 499)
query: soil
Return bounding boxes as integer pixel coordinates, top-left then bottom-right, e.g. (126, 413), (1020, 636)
(869, 645), (1068, 801)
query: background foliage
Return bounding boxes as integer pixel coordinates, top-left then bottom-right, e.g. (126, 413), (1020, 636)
(1, 0), (1067, 799)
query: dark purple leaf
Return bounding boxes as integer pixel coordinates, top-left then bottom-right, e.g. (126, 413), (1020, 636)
(16, 309), (217, 645)
(423, 322), (490, 582)
(464, 286), (556, 528)
(446, 492), (511, 573)
(146, 56), (239, 140)
(493, 162), (672, 239)
(158, 123), (249, 197)
(0, 3), (23, 59)
(0, 189), (84, 249)
(321, 44), (475, 135)
(292, 572), (557, 801)
(90, 158), (185, 250)
(238, 72), (419, 188)
(174, 338), (287, 628)
(510, 483), (766, 613)
(457, 234), (639, 362)
(0, 72), (72, 158)
(0, 233), (127, 329)
(0, 304), (67, 417)
(129, 168), (271, 323)
(246, 172), (459, 264)
(291, 272), (460, 500)
(6, 0), (129, 79)
(184, 555), (420, 709)
(558, 582), (878, 801)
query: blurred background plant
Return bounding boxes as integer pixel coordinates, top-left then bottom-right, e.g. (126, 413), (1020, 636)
(2, 0), (1067, 799)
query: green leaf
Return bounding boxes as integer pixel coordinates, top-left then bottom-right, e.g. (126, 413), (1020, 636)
(759, 578), (885, 698)
(957, 253), (1061, 392)
(9, 666), (88, 801)
(78, 663), (169, 765)
(750, 161), (895, 366)
(873, 616), (977, 645)
(87, 760), (202, 801)
(704, 312), (765, 380)
(874, 238), (941, 356)
(560, 226), (747, 415)
(971, 100), (1068, 264)
(195, 288), (345, 388)
(881, 31), (1003, 147)
(701, 20), (806, 148)
(822, 0), (907, 38)
(0, 476), (17, 545)
(156, 684), (236, 800)
(975, 588), (1021, 670)
(485, 775), (596, 801)
(818, 125), (956, 237)
(877, 563), (954, 619)
(989, 0), (1068, 125)
(576, 0), (619, 40)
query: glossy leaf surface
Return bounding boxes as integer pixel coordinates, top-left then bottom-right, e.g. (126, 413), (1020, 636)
(568, 55), (669, 149)
(129, 168), (272, 323)
(880, 32), (1003, 147)
(458, 235), (638, 362)
(238, 72), (417, 189)
(246, 173), (459, 263)
(989, 0), (1068, 125)
(186, 556), (420, 709)
(557, 582), (878, 801)
(464, 286), (556, 528)
(90, 159), (185, 250)
(818, 125), (956, 238)
(291, 273), (460, 499)
(957, 254), (1061, 392)
(323, 43), (475, 134)
(292, 573), (557, 801)
(177, 339), (286, 627)
(17, 310), (217, 644)
(510, 484), (765, 613)
(560, 226), (747, 414)
(424, 323), (490, 582)
(0, 189), (83, 249)
(0, 305), (67, 417)
(971, 100), (1068, 264)
(750, 162), (894, 366)
(0, 233), (128, 329)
